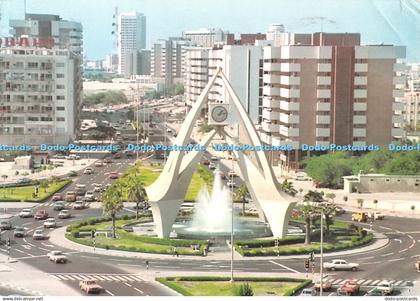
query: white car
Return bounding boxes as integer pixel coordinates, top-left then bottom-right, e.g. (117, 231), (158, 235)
(94, 184), (103, 192)
(58, 210), (71, 219)
(84, 168), (93, 175)
(33, 229), (46, 240)
(73, 200), (85, 209)
(208, 163), (216, 170)
(376, 281), (394, 295)
(368, 211), (385, 220)
(44, 218), (56, 228)
(323, 259), (359, 271)
(48, 251), (68, 263)
(19, 209), (33, 218)
(84, 191), (95, 201)
(300, 288), (317, 296)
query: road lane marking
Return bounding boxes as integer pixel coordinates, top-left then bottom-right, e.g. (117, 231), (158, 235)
(388, 258), (404, 262)
(398, 248), (409, 253)
(51, 275), (61, 280)
(357, 279), (365, 284)
(411, 254), (420, 258)
(133, 287), (144, 294)
(269, 260), (299, 273)
(394, 280), (404, 286)
(394, 239), (402, 243)
(124, 282), (132, 287)
(105, 290), (114, 296)
(380, 252), (394, 257)
(371, 280), (381, 285)
(363, 280), (373, 285)
(14, 249), (24, 254)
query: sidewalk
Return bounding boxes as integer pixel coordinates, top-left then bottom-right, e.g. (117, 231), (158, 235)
(0, 254), (80, 295)
(50, 226), (389, 261)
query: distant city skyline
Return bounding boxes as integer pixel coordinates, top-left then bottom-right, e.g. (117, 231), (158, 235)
(1, 0), (419, 61)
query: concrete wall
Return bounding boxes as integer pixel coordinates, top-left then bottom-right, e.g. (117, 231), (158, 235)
(344, 174), (420, 193)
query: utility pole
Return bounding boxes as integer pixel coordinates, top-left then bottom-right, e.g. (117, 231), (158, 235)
(230, 158), (234, 282)
(320, 208), (324, 297)
(136, 79), (140, 160)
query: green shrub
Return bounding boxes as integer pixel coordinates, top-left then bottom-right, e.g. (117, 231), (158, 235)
(235, 283), (254, 296)
(71, 229), (80, 238)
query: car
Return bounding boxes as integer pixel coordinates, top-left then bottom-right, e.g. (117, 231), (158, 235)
(48, 251), (68, 263)
(79, 280), (103, 294)
(94, 161), (103, 167)
(73, 200), (85, 209)
(16, 178), (31, 185)
(84, 168), (93, 175)
(365, 287), (386, 296)
(33, 229), (47, 240)
(376, 281), (394, 295)
(336, 288), (352, 296)
(75, 184), (87, 196)
(67, 170), (78, 177)
(300, 288), (317, 296)
(65, 191), (77, 202)
(67, 154), (80, 160)
(58, 209), (71, 219)
(34, 210), (49, 220)
(335, 207), (346, 215)
(368, 211), (385, 220)
(94, 184), (103, 192)
(323, 259), (359, 271)
(44, 218), (56, 228)
(228, 170), (237, 178)
(210, 156), (218, 161)
(113, 153), (121, 159)
(109, 172), (118, 179)
(227, 180), (236, 188)
(0, 220), (12, 230)
(314, 279), (332, 291)
(19, 208), (33, 218)
(13, 226), (25, 237)
(104, 158), (112, 164)
(51, 193), (63, 202)
(351, 211), (368, 222)
(200, 159), (210, 165)
(84, 191), (95, 201)
(208, 163), (216, 170)
(339, 280), (360, 295)
(53, 201), (65, 211)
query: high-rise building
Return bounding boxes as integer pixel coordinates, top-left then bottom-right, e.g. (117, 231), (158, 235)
(0, 46), (82, 145)
(260, 32), (406, 168)
(125, 49), (151, 77)
(9, 14), (83, 56)
(104, 53), (118, 73)
(117, 11), (146, 75)
(151, 38), (191, 85)
(184, 47), (210, 108)
(182, 28), (234, 47)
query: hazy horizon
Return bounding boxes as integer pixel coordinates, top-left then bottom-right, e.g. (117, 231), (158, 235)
(0, 0), (419, 61)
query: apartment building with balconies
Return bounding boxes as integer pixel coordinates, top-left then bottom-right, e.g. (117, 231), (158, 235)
(261, 32), (406, 168)
(0, 47), (82, 145)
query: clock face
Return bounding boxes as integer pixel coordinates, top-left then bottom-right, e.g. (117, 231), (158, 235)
(211, 106), (228, 123)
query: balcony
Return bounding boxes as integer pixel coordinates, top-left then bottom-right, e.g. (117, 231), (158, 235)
(280, 88), (300, 98)
(392, 128), (403, 137)
(280, 63), (300, 72)
(354, 63), (368, 73)
(353, 128), (366, 137)
(354, 76), (367, 85)
(354, 89), (367, 99)
(263, 74), (280, 84)
(316, 102), (330, 111)
(262, 122), (280, 133)
(392, 115), (404, 124)
(316, 128), (330, 137)
(317, 76), (331, 85)
(263, 86), (280, 96)
(279, 101), (299, 111)
(353, 103), (367, 111)
(262, 109), (280, 120)
(316, 115), (330, 124)
(318, 63), (331, 72)
(393, 76), (405, 86)
(279, 113), (299, 124)
(263, 62), (281, 72)
(262, 97), (280, 108)
(392, 102), (404, 111)
(392, 90), (404, 98)
(259, 131), (271, 144)
(317, 89), (331, 99)
(280, 126), (299, 137)
(280, 76), (300, 85)
(353, 115), (367, 124)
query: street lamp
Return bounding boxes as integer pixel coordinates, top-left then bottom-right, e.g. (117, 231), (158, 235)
(320, 207), (324, 297)
(230, 158), (235, 282)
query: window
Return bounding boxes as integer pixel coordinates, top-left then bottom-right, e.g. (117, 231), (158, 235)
(56, 117), (65, 122)
(56, 63), (65, 67)
(56, 74), (65, 79)
(56, 85), (65, 89)
(56, 107), (65, 111)
(56, 96), (65, 100)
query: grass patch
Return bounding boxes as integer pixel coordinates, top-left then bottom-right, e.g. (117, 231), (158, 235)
(0, 179), (71, 202)
(156, 276), (310, 296)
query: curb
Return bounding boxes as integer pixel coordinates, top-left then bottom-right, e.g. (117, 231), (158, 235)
(0, 282), (43, 296)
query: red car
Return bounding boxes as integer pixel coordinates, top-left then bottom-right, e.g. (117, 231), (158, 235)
(109, 172), (118, 179)
(34, 210), (49, 220)
(201, 159), (210, 165)
(51, 193), (63, 202)
(339, 280), (360, 295)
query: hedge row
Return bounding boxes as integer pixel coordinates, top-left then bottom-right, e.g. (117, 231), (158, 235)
(235, 236), (305, 248)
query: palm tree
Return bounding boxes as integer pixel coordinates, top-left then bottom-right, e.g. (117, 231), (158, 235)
(1, 175), (8, 182)
(373, 199), (378, 210)
(411, 205), (415, 215)
(320, 202), (337, 236)
(281, 179), (297, 196)
(325, 193), (336, 203)
(235, 184), (249, 215)
(40, 179), (49, 193)
(357, 198), (364, 209)
(127, 175), (147, 219)
(101, 185), (123, 239)
(298, 200), (318, 245)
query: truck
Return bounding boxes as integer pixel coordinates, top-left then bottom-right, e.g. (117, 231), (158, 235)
(351, 211), (368, 222)
(323, 259), (359, 271)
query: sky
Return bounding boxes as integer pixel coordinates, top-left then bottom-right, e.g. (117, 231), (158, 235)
(0, 0), (419, 61)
